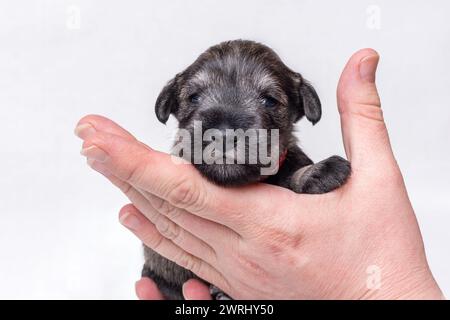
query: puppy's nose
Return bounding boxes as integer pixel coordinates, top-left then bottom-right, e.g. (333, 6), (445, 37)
(216, 122), (233, 131)
(200, 107), (255, 131)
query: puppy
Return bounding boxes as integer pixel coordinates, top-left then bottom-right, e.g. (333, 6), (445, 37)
(143, 40), (351, 299)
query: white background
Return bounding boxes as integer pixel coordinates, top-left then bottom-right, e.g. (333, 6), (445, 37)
(0, 0), (449, 299)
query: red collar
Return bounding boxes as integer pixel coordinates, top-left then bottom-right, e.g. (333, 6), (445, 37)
(279, 149), (288, 169)
(260, 149), (288, 181)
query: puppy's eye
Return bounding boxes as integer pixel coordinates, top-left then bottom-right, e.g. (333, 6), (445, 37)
(189, 94), (201, 104)
(260, 96), (278, 108)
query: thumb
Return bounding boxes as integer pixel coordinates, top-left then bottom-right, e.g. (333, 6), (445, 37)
(337, 48), (394, 171)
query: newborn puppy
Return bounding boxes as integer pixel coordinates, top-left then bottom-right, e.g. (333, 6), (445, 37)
(143, 40), (351, 299)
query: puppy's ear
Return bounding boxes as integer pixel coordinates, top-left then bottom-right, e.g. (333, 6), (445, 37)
(299, 81), (321, 125)
(292, 74), (322, 125)
(155, 76), (179, 124)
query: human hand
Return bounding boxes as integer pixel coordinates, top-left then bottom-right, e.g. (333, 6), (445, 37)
(135, 277), (211, 300)
(75, 49), (443, 299)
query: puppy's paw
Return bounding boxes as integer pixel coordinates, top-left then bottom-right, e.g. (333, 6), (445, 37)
(290, 155), (351, 194)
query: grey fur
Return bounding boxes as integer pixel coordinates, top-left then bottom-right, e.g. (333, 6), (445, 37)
(145, 40), (351, 299)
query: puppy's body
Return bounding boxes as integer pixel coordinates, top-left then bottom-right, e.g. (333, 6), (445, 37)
(144, 40), (350, 299)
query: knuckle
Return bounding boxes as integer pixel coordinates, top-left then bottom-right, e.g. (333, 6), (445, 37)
(141, 231), (164, 251)
(189, 259), (202, 275)
(340, 99), (384, 122)
(353, 103), (383, 122)
(153, 198), (182, 220)
(156, 218), (181, 241)
(167, 178), (204, 210)
(165, 204), (182, 220)
(152, 196), (170, 215)
(176, 251), (200, 273)
(338, 84), (381, 109)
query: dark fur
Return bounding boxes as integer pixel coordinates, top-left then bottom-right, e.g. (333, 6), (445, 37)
(145, 40), (350, 299)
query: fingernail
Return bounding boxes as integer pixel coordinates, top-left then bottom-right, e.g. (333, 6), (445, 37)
(74, 123), (96, 140)
(359, 54), (379, 83)
(182, 283), (191, 300)
(80, 145), (108, 162)
(120, 212), (141, 231)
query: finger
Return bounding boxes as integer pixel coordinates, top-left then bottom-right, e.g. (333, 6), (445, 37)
(337, 49), (395, 170)
(89, 152), (235, 251)
(118, 205), (230, 293)
(91, 155), (231, 246)
(119, 202), (217, 267)
(135, 277), (165, 300)
(76, 115), (153, 153)
(76, 114), (137, 141)
(182, 279), (213, 300)
(77, 126), (296, 232)
(140, 192), (236, 247)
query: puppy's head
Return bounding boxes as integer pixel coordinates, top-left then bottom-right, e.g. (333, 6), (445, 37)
(155, 40), (321, 185)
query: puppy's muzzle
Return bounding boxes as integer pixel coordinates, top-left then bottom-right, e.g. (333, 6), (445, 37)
(198, 107), (256, 132)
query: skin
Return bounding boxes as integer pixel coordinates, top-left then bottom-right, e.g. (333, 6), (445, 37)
(75, 49), (443, 299)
